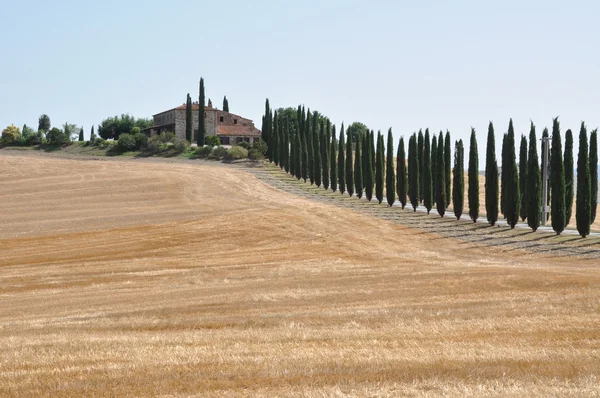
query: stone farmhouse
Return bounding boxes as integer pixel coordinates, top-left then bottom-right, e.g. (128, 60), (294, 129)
(146, 101), (261, 145)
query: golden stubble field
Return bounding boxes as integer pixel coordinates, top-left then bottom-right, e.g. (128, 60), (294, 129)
(1, 152), (600, 397)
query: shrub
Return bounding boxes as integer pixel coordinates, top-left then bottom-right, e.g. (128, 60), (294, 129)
(1, 125), (21, 145)
(46, 127), (67, 146)
(234, 140), (251, 150)
(146, 136), (161, 153)
(208, 146), (228, 160)
(252, 139), (268, 155)
(27, 131), (44, 146)
(195, 145), (212, 158)
(248, 148), (264, 160)
(93, 137), (105, 147)
(117, 133), (137, 151)
(173, 137), (188, 154)
(226, 146), (248, 160)
(159, 131), (175, 143)
(134, 132), (148, 149)
(205, 135), (221, 147)
(131, 126), (141, 135)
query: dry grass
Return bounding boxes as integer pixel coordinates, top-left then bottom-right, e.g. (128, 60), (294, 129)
(1, 153), (600, 397)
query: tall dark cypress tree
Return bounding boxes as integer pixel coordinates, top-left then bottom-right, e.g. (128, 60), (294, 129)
(527, 122), (541, 231)
(346, 130), (354, 197)
(294, 131), (302, 180)
(431, 135), (438, 191)
(577, 123), (591, 237)
(198, 78), (206, 145)
(185, 93), (193, 142)
(397, 136), (407, 209)
(564, 129), (574, 225)
(550, 117), (566, 234)
(365, 132), (374, 201)
(385, 129), (395, 207)
(272, 111), (279, 166)
(519, 134), (528, 221)
(500, 132), (508, 216)
(417, 130), (424, 203)
(453, 139), (464, 220)
(444, 130), (451, 207)
(283, 119), (290, 172)
(222, 96), (229, 112)
(468, 128), (479, 223)
(370, 131), (376, 184)
(355, 138), (363, 198)
(308, 112), (315, 184)
(541, 127), (550, 221)
(78, 127), (84, 142)
(485, 122), (499, 226)
(313, 114), (322, 187)
(423, 129), (433, 214)
(504, 120), (520, 228)
(322, 120), (330, 190)
(330, 125), (337, 192)
(435, 131), (446, 217)
(338, 124), (346, 195)
(590, 129), (598, 224)
(375, 132), (385, 204)
(409, 134), (419, 211)
(301, 110), (309, 182)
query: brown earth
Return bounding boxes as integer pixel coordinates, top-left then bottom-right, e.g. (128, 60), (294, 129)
(1, 152), (600, 397)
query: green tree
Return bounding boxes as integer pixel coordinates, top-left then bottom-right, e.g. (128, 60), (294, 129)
(423, 129), (433, 214)
(364, 131), (374, 201)
(550, 117), (566, 234)
(38, 114), (51, 132)
(98, 114), (151, 140)
(590, 129), (598, 224)
(504, 120), (520, 228)
(301, 109), (309, 182)
(519, 134), (528, 221)
(223, 96), (229, 112)
(468, 128), (479, 223)
(386, 129), (395, 207)
(346, 122), (368, 143)
(444, 130), (451, 207)
(417, 130), (424, 203)
(1, 125), (21, 145)
(355, 137), (363, 198)
(576, 123), (591, 237)
(313, 113), (321, 187)
(330, 125), (337, 192)
(485, 122), (499, 226)
(283, 118), (290, 172)
(321, 120), (329, 190)
(185, 93), (193, 142)
(78, 127), (84, 142)
(307, 111), (315, 184)
(397, 136), (407, 209)
(564, 129), (575, 225)
(453, 139), (465, 220)
(198, 78), (206, 145)
(272, 111), (280, 166)
(294, 130), (302, 180)
(541, 127), (550, 221)
(375, 131), (385, 204)
(370, 131), (376, 185)
(338, 124), (346, 194)
(431, 134), (438, 191)
(346, 130), (354, 196)
(527, 122), (541, 231)
(435, 131), (446, 217)
(90, 126), (96, 142)
(409, 134), (419, 211)
(500, 132), (508, 216)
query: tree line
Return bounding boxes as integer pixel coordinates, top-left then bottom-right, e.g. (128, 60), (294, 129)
(261, 99), (599, 238)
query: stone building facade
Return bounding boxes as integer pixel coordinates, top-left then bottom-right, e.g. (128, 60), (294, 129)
(147, 102), (261, 145)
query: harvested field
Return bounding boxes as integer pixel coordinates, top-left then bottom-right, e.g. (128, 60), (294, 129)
(1, 152), (600, 397)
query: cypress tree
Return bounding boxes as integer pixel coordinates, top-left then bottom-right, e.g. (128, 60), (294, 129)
(541, 127), (550, 221)
(590, 129), (598, 224)
(527, 122), (541, 231)
(90, 125), (96, 142)
(78, 127), (84, 142)
(338, 124), (346, 195)
(576, 123), (591, 237)
(289, 127), (295, 176)
(444, 130), (451, 207)
(283, 119), (290, 172)
(564, 129), (574, 225)
(294, 131), (302, 180)
(222, 96), (229, 112)
(365, 131), (374, 201)
(423, 129), (433, 214)
(375, 132), (385, 204)
(322, 120), (330, 190)
(485, 122), (499, 226)
(346, 130), (354, 197)
(355, 137), (363, 198)
(272, 111), (279, 166)
(519, 134), (528, 221)
(435, 131), (446, 217)
(185, 93), (193, 142)
(301, 110), (309, 182)
(500, 133), (507, 216)
(418, 130), (424, 203)
(431, 135), (438, 190)
(370, 131), (376, 183)
(453, 139), (465, 220)
(385, 129), (395, 207)
(550, 117), (566, 234)
(308, 112), (315, 184)
(468, 128), (479, 223)
(504, 120), (520, 228)
(397, 136), (407, 209)
(313, 114), (322, 187)
(198, 78), (206, 146)
(408, 134), (419, 211)
(330, 125), (337, 192)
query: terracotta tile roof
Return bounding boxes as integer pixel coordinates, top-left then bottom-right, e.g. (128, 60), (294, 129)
(172, 104), (218, 112)
(216, 125), (261, 137)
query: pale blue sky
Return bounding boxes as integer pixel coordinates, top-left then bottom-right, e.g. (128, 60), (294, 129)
(1, 0), (599, 166)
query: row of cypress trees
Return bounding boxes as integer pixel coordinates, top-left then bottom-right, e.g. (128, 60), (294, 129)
(261, 100), (598, 238)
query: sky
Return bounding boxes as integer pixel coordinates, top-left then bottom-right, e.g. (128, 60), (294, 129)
(1, 0), (599, 168)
